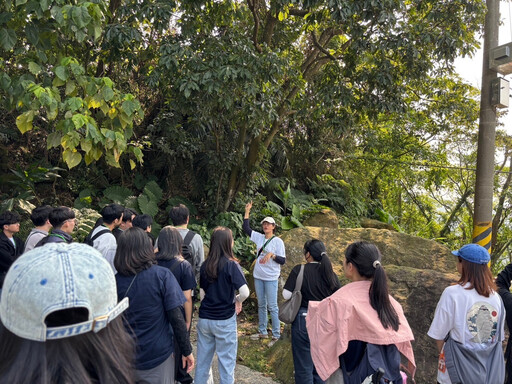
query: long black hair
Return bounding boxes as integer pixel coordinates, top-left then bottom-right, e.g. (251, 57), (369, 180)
(156, 226), (183, 261)
(345, 241), (399, 331)
(0, 314), (135, 384)
(304, 239), (340, 292)
(204, 227), (236, 282)
(114, 227), (155, 275)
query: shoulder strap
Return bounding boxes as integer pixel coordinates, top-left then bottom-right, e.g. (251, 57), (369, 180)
(123, 275), (137, 298)
(183, 230), (196, 245)
(293, 264), (305, 292)
(170, 258), (184, 274)
(91, 229), (110, 242)
(257, 235), (275, 257)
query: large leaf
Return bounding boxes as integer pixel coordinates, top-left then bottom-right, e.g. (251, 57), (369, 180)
(103, 185), (132, 204)
(143, 180), (163, 202)
(62, 149), (82, 169)
(16, 110), (35, 133)
(137, 194), (158, 217)
(0, 28), (16, 50)
(281, 217), (298, 230)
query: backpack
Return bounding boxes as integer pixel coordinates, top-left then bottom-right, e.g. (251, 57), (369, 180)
(83, 229), (110, 246)
(182, 230), (197, 270)
(340, 343), (403, 384)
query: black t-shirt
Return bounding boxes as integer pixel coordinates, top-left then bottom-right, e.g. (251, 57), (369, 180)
(283, 262), (341, 308)
(199, 257), (247, 320)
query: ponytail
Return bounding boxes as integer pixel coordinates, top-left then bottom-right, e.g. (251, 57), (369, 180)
(304, 239), (340, 292)
(345, 241), (399, 331)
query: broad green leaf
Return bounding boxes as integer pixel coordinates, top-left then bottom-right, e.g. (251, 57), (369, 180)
(0, 12), (12, 25)
(69, 63), (84, 76)
(0, 72), (11, 89)
(65, 80), (76, 95)
(28, 62), (41, 75)
(104, 185), (132, 204)
(0, 28), (16, 50)
(16, 110), (35, 133)
(25, 24), (39, 45)
(132, 147), (143, 162)
(15, 0), (27, 6)
(102, 77), (113, 88)
(62, 149), (82, 169)
(61, 131), (80, 149)
(122, 99), (136, 116)
(137, 194), (158, 216)
(93, 25), (101, 40)
(129, 159), (136, 170)
(80, 139), (92, 153)
(71, 6), (92, 29)
(55, 66), (68, 81)
(86, 123), (102, 142)
(281, 217), (297, 230)
(52, 76), (65, 87)
(47, 131), (62, 149)
(144, 180), (163, 202)
(50, 5), (64, 25)
(71, 113), (87, 128)
(67, 97), (82, 111)
(102, 86), (114, 101)
(39, 0), (49, 11)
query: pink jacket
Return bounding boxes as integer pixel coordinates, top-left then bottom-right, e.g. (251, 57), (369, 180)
(306, 280), (416, 380)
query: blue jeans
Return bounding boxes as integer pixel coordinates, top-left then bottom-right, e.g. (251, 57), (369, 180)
(292, 308), (325, 384)
(253, 278), (280, 338)
(195, 314), (237, 384)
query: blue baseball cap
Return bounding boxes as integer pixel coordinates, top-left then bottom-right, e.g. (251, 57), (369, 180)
(451, 243), (490, 265)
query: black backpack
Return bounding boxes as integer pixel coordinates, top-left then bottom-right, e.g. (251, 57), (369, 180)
(182, 230), (197, 269)
(83, 229), (110, 246)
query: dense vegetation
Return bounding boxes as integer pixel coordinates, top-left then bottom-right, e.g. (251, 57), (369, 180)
(2, 0), (511, 267)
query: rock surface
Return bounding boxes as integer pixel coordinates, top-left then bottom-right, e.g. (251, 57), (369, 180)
(302, 209), (339, 228)
(270, 227), (458, 384)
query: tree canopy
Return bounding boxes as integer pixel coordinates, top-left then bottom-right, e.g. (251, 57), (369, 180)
(6, 0), (512, 265)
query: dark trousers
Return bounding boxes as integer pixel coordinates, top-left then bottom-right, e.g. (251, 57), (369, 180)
(175, 325), (193, 384)
(291, 308), (325, 384)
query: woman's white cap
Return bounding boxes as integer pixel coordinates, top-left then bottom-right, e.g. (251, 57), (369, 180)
(260, 217), (276, 225)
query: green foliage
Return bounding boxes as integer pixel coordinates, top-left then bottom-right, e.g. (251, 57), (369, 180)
(0, 0), (144, 169)
(308, 175), (367, 219)
(73, 207), (101, 242)
(0, 164), (63, 213)
(213, 211), (255, 262)
(374, 208), (403, 233)
(101, 181), (164, 218)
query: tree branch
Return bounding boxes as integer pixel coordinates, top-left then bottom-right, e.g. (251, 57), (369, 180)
(311, 31), (337, 61)
(247, 0), (262, 53)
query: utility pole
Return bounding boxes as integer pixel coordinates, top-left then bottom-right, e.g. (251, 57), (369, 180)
(473, 0), (499, 254)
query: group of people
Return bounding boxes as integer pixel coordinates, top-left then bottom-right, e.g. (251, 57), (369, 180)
(0, 201), (511, 384)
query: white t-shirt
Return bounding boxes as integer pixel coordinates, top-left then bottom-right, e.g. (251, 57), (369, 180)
(91, 225), (117, 273)
(427, 283), (505, 384)
(251, 231), (285, 281)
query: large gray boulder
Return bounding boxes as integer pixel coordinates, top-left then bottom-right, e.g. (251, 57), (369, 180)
(270, 227), (457, 384)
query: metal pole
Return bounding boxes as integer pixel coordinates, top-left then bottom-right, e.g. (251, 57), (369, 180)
(472, 0), (499, 254)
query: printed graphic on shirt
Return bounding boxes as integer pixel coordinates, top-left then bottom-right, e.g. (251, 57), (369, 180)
(467, 302), (499, 343)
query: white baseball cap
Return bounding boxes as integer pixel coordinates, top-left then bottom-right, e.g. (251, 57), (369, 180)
(260, 217), (276, 225)
(0, 243), (128, 341)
